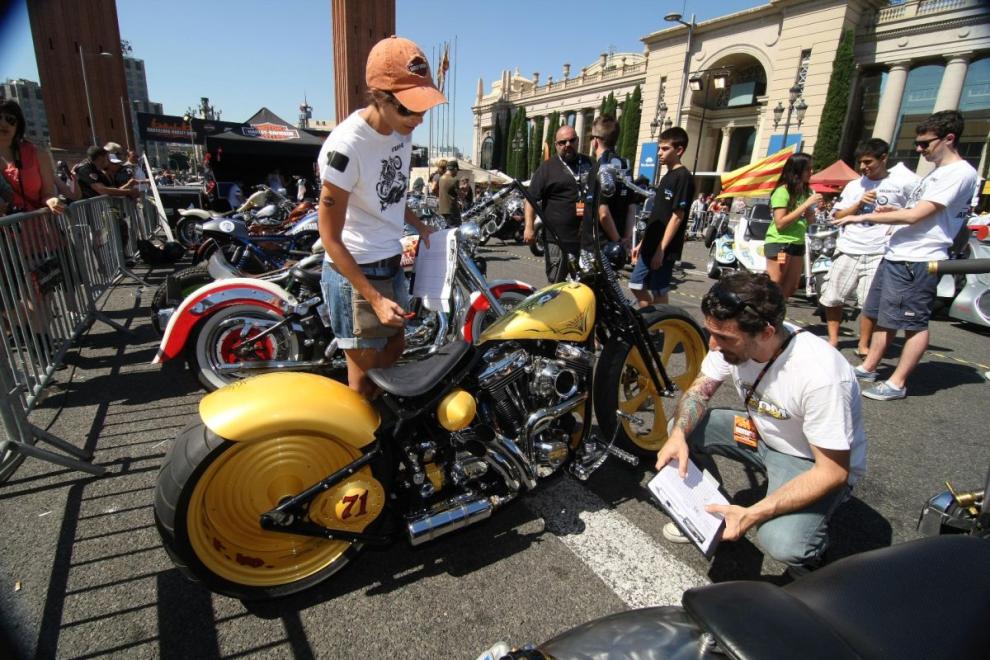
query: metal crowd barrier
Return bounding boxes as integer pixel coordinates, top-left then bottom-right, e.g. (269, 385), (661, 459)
(0, 194), (163, 481)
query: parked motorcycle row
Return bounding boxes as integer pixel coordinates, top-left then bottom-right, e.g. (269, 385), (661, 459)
(145, 173), (989, 659)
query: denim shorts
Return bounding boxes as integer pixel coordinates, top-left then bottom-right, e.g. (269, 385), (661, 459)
(763, 242), (806, 259)
(629, 252), (675, 294)
(862, 259), (937, 332)
(320, 259), (410, 350)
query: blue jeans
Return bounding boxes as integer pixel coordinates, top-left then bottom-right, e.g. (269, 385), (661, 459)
(320, 259), (410, 350)
(687, 408), (850, 569)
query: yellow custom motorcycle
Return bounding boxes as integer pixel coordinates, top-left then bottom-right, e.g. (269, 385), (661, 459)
(153, 180), (707, 599)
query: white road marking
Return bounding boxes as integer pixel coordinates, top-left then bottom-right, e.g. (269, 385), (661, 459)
(525, 476), (709, 609)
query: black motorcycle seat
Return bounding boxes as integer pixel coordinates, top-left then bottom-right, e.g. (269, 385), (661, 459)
(368, 340), (472, 399)
(683, 536), (990, 660)
(289, 266), (322, 290)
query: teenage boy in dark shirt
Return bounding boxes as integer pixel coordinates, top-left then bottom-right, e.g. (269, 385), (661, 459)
(630, 126), (693, 306)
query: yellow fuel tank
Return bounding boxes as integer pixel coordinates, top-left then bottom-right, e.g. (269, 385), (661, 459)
(478, 281), (596, 344)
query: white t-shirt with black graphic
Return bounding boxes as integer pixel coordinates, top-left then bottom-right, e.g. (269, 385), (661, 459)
(318, 110), (411, 264)
(700, 326), (867, 485)
(885, 158), (978, 262)
(833, 163), (920, 255)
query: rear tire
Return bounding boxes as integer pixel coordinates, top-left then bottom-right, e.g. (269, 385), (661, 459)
(151, 265), (213, 335)
(529, 226), (546, 257)
(594, 306), (707, 457)
(154, 422), (388, 600)
(187, 305), (300, 391)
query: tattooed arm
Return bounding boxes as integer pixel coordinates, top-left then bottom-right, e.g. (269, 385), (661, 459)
(655, 375), (723, 477)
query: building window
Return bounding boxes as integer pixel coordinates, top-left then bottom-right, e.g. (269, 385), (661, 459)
(891, 63), (945, 170)
(796, 49), (812, 91)
(958, 57), (990, 172)
(850, 68), (888, 148)
(480, 135), (495, 170)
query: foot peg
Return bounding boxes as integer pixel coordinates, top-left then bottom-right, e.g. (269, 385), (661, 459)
(606, 444), (639, 467)
(569, 410), (641, 480)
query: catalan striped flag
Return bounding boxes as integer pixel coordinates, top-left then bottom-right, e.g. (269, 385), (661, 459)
(717, 144), (797, 199)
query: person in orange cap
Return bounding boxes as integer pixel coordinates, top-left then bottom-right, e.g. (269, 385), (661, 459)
(317, 36), (446, 396)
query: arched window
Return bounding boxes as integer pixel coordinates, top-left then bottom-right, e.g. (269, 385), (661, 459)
(480, 135), (494, 170)
(958, 57), (990, 171)
(891, 64), (944, 170)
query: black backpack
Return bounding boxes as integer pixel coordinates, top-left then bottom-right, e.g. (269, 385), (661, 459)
(137, 239), (185, 266)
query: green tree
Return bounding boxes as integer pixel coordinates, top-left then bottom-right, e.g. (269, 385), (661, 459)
(506, 107), (529, 179)
(619, 85), (642, 162)
(814, 29), (855, 168)
(528, 115), (544, 176)
(504, 109), (520, 175)
(544, 111), (561, 158)
(600, 92), (618, 118)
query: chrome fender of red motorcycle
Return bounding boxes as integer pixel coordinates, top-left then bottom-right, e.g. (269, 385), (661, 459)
(153, 278), (296, 364)
(462, 280), (536, 342)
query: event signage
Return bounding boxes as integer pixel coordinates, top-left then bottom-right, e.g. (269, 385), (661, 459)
(137, 113), (246, 144)
(638, 142), (658, 183)
(240, 122), (300, 141)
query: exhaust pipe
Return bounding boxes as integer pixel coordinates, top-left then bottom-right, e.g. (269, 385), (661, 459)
(407, 495), (493, 546)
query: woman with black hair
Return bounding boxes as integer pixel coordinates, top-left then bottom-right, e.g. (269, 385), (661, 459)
(0, 100), (66, 215)
(765, 152), (822, 298)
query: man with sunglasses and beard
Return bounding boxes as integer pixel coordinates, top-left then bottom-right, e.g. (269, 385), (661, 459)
(832, 110), (978, 401)
(524, 125), (595, 282)
(656, 271), (866, 577)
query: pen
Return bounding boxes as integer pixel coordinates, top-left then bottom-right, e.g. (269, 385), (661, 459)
(663, 499), (705, 545)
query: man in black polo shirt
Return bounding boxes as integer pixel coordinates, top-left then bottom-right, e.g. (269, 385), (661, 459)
(524, 125), (595, 282)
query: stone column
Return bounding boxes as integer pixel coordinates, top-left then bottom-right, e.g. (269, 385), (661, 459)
(542, 115), (552, 145)
(716, 124), (735, 173)
(871, 61), (911, 144)
(933, 53), (972, 112)
(575, 109), (586, 152)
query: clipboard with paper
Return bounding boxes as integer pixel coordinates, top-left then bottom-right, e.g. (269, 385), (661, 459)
(647, 458), (730, 559)
(411, 228), (457, 313)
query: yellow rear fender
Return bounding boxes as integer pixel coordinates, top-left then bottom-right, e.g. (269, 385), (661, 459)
(199, 372), (380, 448)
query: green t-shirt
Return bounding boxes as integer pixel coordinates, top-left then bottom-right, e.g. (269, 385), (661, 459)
(765, 186), (808, 244)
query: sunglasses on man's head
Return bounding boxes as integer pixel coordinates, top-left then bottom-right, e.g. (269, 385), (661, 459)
(386, 94), (424, 118)
(708, 285), (774, 326)
(0, 113), (18, 127)
(914, 137), (941, 150)
(556, 137), (578, 146)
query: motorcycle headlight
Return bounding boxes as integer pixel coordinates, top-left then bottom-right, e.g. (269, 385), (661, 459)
(824, 237), (836, 251)
(810, 238), (823, 251)
(457, 221), (482, 247)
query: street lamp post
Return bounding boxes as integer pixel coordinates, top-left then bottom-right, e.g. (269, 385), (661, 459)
(78, 46), (112, 146)
(511, 132), (524, 178)
(688, 69), (730, 173)
(182, 112), (197, 175)
(772, 83), (809, 150)
(664, 12), (696, 128)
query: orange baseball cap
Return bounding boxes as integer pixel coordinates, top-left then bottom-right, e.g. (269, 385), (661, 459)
(366, 36), (447, 113)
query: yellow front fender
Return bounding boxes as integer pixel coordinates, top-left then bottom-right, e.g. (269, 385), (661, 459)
(199, 373), (380, 448)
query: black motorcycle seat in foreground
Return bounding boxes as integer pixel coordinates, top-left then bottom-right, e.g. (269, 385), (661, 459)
(369, 340), (472, 398)
(542, 536), (990, 660)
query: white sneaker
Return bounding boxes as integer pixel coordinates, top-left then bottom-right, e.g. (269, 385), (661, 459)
(662, 521), (690, 544)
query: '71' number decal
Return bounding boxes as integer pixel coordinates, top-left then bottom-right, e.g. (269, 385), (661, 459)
(339, 490), (369, 520)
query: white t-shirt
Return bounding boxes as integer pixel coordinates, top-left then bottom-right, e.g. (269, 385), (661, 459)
(700, 327), (867, 485)
(833, 163), (920, 255)
(318, 110), (411, 264)
(885, 159), (978, 262)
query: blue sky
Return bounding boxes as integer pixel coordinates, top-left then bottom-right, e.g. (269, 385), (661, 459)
(1, 0), (763, 158)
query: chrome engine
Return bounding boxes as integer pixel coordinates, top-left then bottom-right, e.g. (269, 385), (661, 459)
(477, 342), (594, 477)
(404, 342), (595, 546)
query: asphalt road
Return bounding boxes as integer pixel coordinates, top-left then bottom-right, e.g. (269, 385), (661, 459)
(1, 238), (988, 659)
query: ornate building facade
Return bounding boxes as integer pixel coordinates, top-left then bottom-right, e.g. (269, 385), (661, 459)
(472, 0), (990, 186)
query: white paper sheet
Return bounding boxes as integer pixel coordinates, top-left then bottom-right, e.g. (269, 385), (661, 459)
(648, 459), (730, 558)
(411, 229), (457, 313)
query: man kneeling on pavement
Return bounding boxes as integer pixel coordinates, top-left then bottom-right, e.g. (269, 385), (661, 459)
(656, 271), (866, 575)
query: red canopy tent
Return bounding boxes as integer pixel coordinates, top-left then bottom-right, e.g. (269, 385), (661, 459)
(809, 159), (858, 194)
